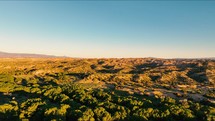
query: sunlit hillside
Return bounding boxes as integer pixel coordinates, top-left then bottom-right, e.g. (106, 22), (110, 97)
(0, 58), (214, 121)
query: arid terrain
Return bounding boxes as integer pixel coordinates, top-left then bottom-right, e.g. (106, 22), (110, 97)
(0, 58), (214, 121)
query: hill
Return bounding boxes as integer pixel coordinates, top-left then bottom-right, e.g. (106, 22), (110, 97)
(0, 51), (60, 58)
(0, 58), (214, 120)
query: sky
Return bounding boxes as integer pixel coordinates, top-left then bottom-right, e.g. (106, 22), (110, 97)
(0, 1), (215, 58)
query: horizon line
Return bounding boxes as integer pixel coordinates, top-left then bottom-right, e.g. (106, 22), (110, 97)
(0, 51), (214, 60)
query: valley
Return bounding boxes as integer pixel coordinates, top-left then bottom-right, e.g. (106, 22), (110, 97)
(0, 58), (214, 121)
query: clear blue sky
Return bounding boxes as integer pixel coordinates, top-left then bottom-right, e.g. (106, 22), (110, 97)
(0, 1), (214, 58)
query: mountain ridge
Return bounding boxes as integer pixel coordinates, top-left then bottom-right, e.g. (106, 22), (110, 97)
(0, 51), (65, 58)
(0, 51), (214, 59)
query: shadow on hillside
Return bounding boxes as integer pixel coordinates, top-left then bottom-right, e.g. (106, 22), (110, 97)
(103, 65), (115, 69)
(90, 64), (97, 69)
(129, 62), (162, 74)
(177, 62), (209, 83)
(0, 92), (12, 105)
(67, 73), (90, 79)
(97, 68), (122, 74)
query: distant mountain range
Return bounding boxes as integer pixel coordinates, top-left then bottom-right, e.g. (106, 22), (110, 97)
(172, 57), (215, 60)
(0, 51), (64, 58)
(0, 51), (214, 59)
